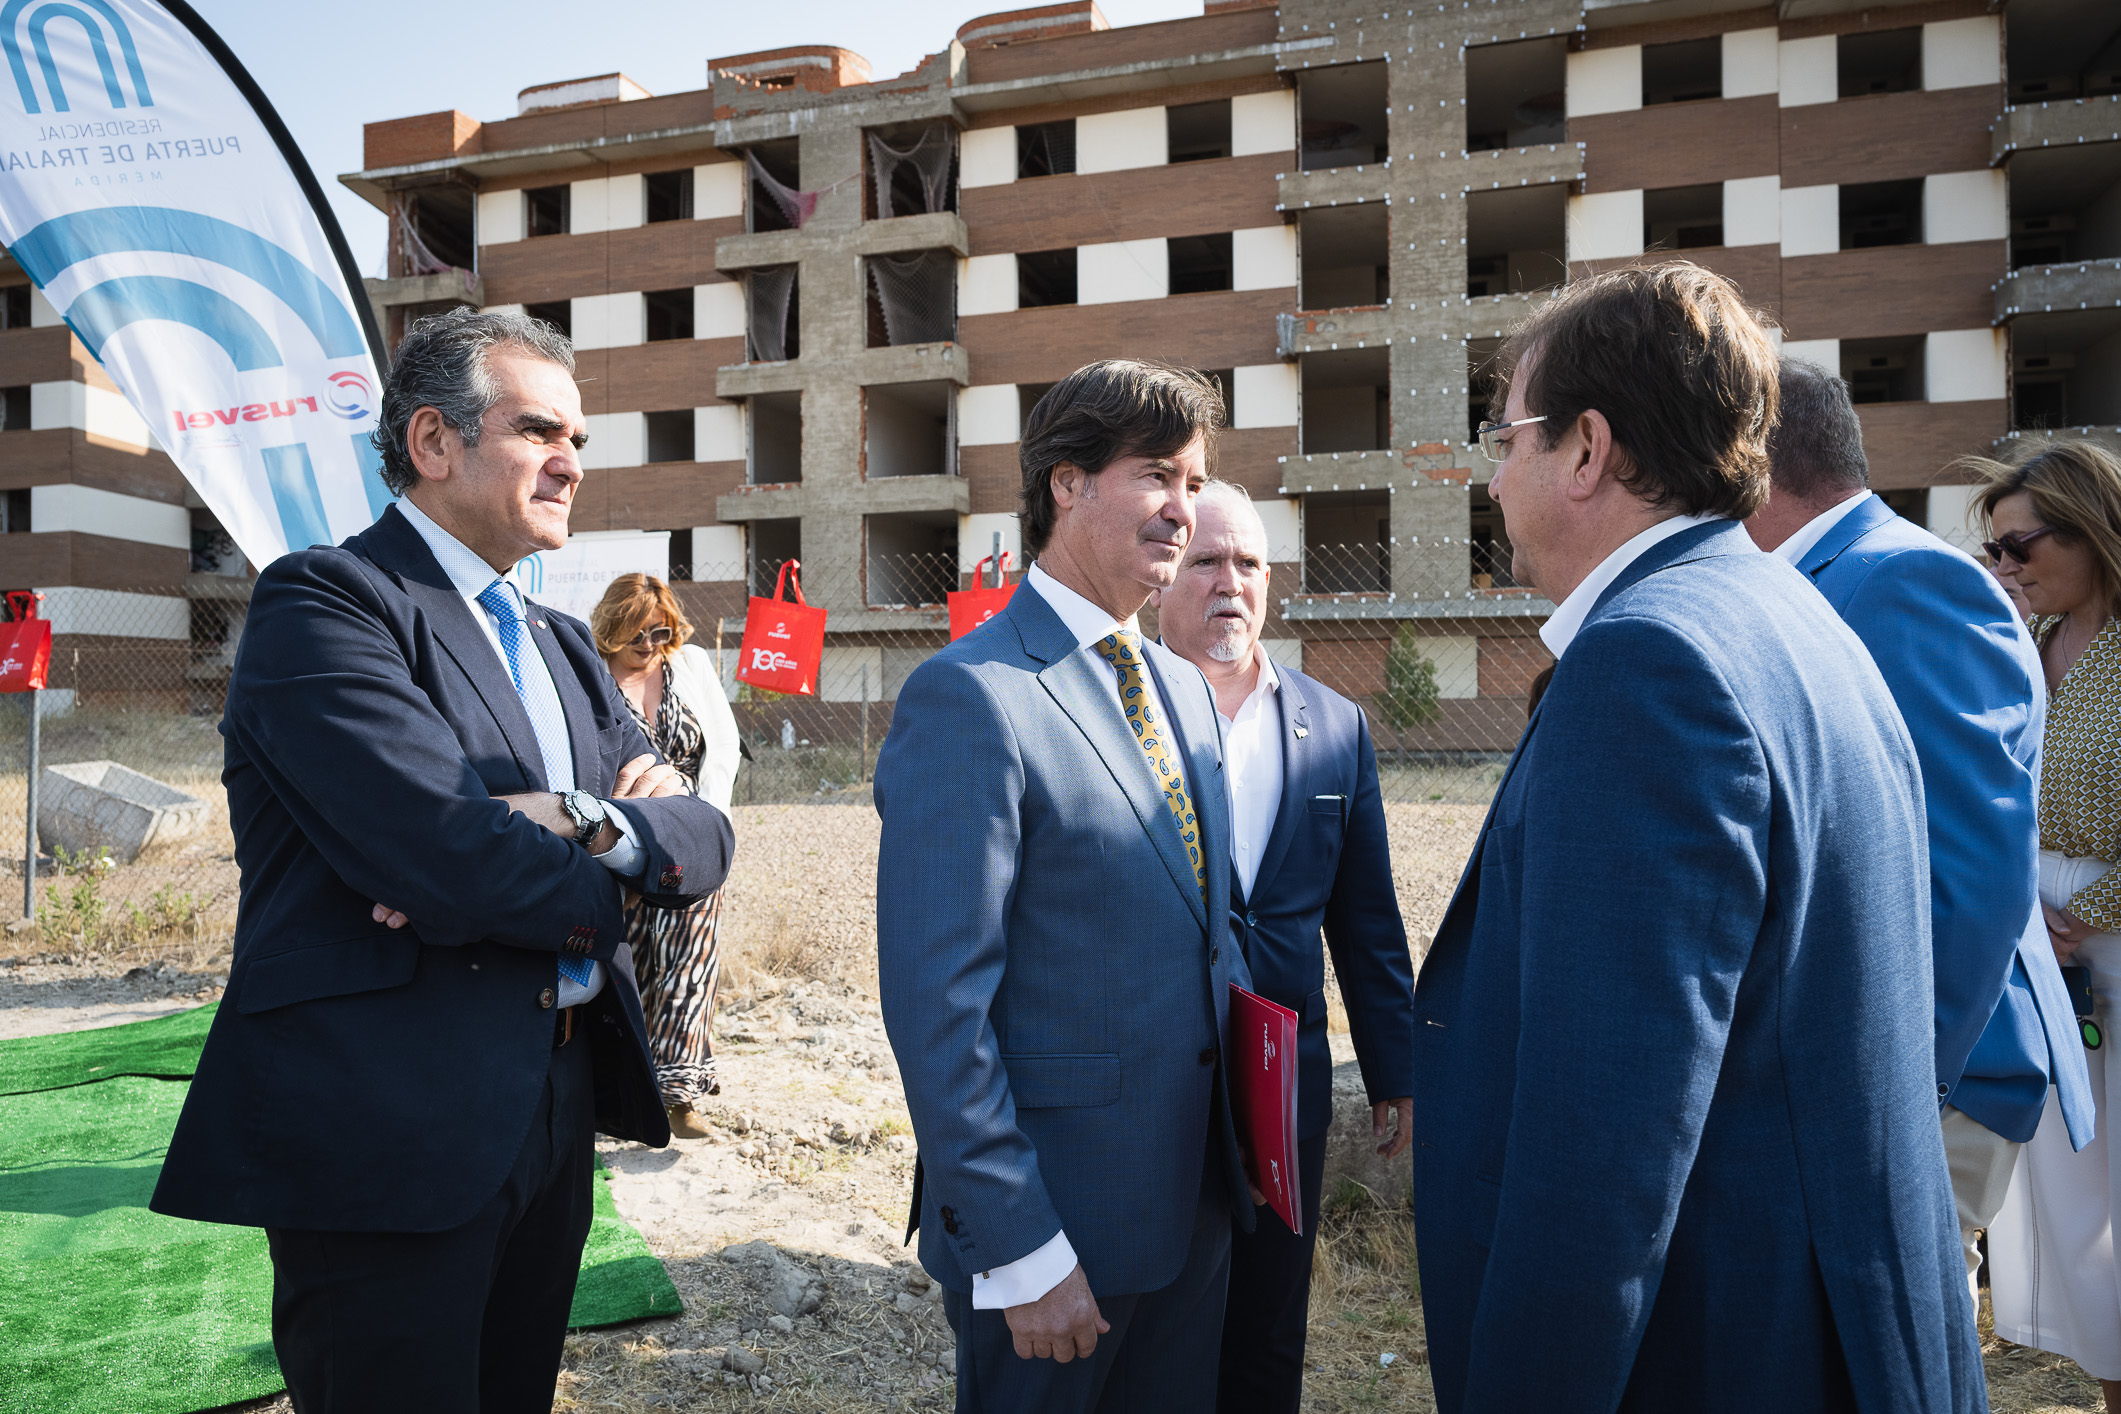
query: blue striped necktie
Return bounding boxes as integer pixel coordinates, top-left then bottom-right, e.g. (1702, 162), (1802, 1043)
(475, 578), (595, 989)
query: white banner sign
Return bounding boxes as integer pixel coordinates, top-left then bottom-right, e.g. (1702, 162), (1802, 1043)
(0, 0), (386, 569)
(518, 532), (670, 624)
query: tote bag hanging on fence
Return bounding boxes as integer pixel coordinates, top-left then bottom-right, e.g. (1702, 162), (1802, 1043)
(0, 591), (51, 692)
(737, 562), (827, 697)
(949, 553), (1017, 641)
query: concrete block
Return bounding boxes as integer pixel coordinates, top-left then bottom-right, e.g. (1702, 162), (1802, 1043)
(957, 384), (1021, 446)
(38, 760), (207, 865)
(1567, 189), (1643, 261)
(1782, 338), (1839, 373)
(1235, 363), (1300, 429)
(1233, 225), (1298, 291)
(959, 254), (1019, 316)
(696, 161), (744, 219)
(1778, 36), (1837, 107)
(1255, 496), (1301, 560)
(1722, 28), (1778, 99)
(692, 525), (746, 581)
(583, 411), (646, 469)
(28, 285), (59, 326)
(961, 126), (1017, 189)
(29, 485), (187, 548)
(569, 177), (612, 234)
(695, 404), (743, 463)
(1077, 106), (1166, 173)
(30, 382), (152, 448)
(1927, 328), (2006, 403)
(1567, 46), (1641, 118)
(1232, 89), (1295, 156)
(696, 282), (745, 339)
(1079, 239), (1168, 304)
(1780, 183), (1839, 257)
(1723, 175), (1780, 248)
(476, 189), (523, 246)
(1924, 16), (2000, 91)
(958, 512), (1022, 574)
(1925, 169), (2007, 244)
(572, 292), (644, 350)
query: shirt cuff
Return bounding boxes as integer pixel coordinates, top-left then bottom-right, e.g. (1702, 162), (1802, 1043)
(590, 801), (644, 879)
(970, 1229), (1076, 1310)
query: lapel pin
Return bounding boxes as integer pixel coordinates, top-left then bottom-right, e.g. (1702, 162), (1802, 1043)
(1293, 725), (1308, 738)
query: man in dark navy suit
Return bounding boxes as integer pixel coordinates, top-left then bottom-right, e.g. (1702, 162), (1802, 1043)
(1156, 480), (1417, 1414)
(151, 309), (733, 1413)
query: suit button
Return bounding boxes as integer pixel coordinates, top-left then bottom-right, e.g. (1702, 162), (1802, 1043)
(1938, 1083), (1950, 1098)
(1199, 1046), (1219, 1066)
(944, 1219), (960, 1235)
(538, 987), (556, 1010)
(939, 1206), (955, 1222)
(1246, 911), (1257, 928)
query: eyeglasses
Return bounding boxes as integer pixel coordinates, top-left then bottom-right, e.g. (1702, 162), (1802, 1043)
(627, 625), (674, 649)
(1476, 415), (1547, 463)
(1981, 525), (2056, 566)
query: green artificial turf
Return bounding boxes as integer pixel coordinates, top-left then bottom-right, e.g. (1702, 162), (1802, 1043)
(0, 1005), (682, 1414)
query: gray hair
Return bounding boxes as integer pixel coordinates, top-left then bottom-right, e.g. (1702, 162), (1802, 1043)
(372, 306), (576, 495)
(1194, 480), (1268, 548)
(1766, 355), (1869, 503)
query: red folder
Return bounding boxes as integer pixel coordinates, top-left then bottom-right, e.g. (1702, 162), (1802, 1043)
(1230, 983), (1302, 1235)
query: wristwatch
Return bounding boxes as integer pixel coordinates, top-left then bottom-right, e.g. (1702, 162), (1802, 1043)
(559, 790), (609, 847)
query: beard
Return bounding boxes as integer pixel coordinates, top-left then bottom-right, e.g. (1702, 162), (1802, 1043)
(1204, 597), (1252, 662)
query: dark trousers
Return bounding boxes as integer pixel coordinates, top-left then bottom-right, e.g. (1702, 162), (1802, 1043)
(264, 1031), (597, 1414)
(947, 1182), (1233, 1413)
(1217, 1131), (1329, 1414)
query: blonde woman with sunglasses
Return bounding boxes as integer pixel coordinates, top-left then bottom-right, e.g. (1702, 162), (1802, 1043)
(1976, 440), (2121, 1409)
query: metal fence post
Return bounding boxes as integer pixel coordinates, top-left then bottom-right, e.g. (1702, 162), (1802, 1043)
(23, 685), (37, 921)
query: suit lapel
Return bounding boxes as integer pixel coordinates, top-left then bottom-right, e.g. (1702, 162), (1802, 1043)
(1247, 666), (1311, 904)
(525, 602), (601, 791)
(1797, 493), (1894, 582)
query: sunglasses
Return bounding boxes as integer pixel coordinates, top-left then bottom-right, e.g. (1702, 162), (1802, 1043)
(1981, 525), (2055, 566)
(627, 625), (674, 649)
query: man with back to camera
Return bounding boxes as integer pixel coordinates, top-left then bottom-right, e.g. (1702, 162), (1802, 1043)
(1745, 355), (2094, 1307)
(875, 360), (1256, 1412)
(1150, 479), (1417, 1414)
(151, 308), (733, 1412)
(1412, 263), (1984, 1411)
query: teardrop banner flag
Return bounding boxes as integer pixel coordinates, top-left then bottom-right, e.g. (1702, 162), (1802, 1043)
(0, 0), (389, 568)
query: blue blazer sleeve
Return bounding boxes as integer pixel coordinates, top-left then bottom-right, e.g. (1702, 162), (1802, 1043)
(874, 656), (1065, 1272)
(1833, 547), (2040, 1092)
(1322, 708), (1417, 1105)
(224, 551), (632, 958)
(1467, 613), (1769, 1405)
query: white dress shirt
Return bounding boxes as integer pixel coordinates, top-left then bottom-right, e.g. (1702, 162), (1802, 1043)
(1221, 646), (1284, 901)
(1772, 491), (1870, 568)
(966, 564), (1187, 1310)
(397, 498), (644, 1006)
(1538, 513), (1738, 660)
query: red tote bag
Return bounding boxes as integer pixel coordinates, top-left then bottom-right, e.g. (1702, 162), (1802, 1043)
(948, 552), (1017, 641)
(736, 561), (827, 697)
(0, 590), (51, 692)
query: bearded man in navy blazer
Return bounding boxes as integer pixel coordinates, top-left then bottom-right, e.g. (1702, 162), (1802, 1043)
(877, 361), (1254, 1413)
(1153, 481), (1416, 1414)
(151, 309), (733, 1413)
(1746, 357), (2095, 1308)
(1413, 264), (1983, 1412)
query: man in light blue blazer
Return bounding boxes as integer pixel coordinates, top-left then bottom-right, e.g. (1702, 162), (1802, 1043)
(1747, 356), (2094, 1304)
(1414, 264), (1982, 1412)
(876, 361), (1254, 1413)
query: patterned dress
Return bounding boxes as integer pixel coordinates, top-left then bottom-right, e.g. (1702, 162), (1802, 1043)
(2029, 614), (2121, 928)
(625, 660), (724, 1108)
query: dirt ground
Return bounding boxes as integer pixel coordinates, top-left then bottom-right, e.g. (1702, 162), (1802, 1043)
(2, 800), (2106, 1412)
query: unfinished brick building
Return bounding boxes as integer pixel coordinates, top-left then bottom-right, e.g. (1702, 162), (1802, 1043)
(340, 0), (2121, 750)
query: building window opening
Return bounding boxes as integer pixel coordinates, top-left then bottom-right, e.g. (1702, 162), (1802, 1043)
(1466, 185), (1566, 297)
(865, 381), (956, 479)
(1468, 484), (1517, 589)
(1168, 100), (1232, 162)
(867, 512), (958, 608)
(746, 265), (799, 362)
(1841, 335), (1926, 404)
(1301, 203), (1389, 308)
(1017, 249), (1078, 308)
(1170, 233), (1234, 295)
(1298, 62), (1388, 170)
(1644, 184), (1724, 251)
(2008, 147), (2121, 268)
(1464, 37), (1566, 152)
(0, 286), (27, 328)
(1839, 28), (1922, 98)
(2013, 214), (2075, 270)
(645, 410), (693, 464)
(1841, 179), (1924, 249)
(664, 528), (694, 581)
(525, 185), (569, 238)
(1206, 368), (1234, 427)
(2012, 311), (2121, 431)
(2009, 1), (2121, 101)
(1019, 382), (1057, 434)
(867, 122), (958, 219)
(3, 487), (29, 532)
(1017, 120), (1076, 178)
(645, 169), (694, 223)
(1302, 346), (1390, 454)
(0, 384), (26, 431)
(745, 139), (802, 233)
(1302, 490), (1390, 594)
(645, 288), (695, 342)
(526, 301), (572, 340)
(1643, 38), (1722, 105)
(749, 517), (799, 597)
(2015, 353), (2072, 430)
(748, 391), (802, 484)
(867, 251), (958, 347)
(390, 186), (475, 276)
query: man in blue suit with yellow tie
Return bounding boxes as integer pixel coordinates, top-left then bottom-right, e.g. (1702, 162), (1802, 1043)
(876, 361), (1254, 1412)
(1747, 356), (2095, 1304)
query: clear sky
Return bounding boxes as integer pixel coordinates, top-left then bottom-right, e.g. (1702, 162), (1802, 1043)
(189, 0), (1201, 278)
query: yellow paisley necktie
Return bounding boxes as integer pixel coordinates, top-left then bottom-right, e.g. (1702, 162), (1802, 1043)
(1094, 631), (1206, 901)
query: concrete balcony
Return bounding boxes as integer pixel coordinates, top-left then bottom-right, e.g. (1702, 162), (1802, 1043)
(1461, 287), (1560, 338)
(856, 342), (970, 387)
(714, 473), (968, 525)
(1277, 306), (1395, 359)
(1454, 143), (1584, 195)
(1277, 448), (1407, 494)
(1992, 94), (2121, 164)
(1277, 163), (1391, 213)
(852, 211), (968, 259)
(363, 268), (482, 309)
(1999, 426), (2121, 460)
(713, 228), (805, 273)
(1994, 259), (2121, 322)
(716, 359), (805, 399)
(714, 482), (804, 522)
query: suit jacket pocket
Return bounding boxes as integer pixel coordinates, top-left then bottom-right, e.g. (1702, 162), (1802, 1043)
(235, 934), (420, 1014)
(596, 721), (631, 778)
(1003, 1053), (1122, 1109)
